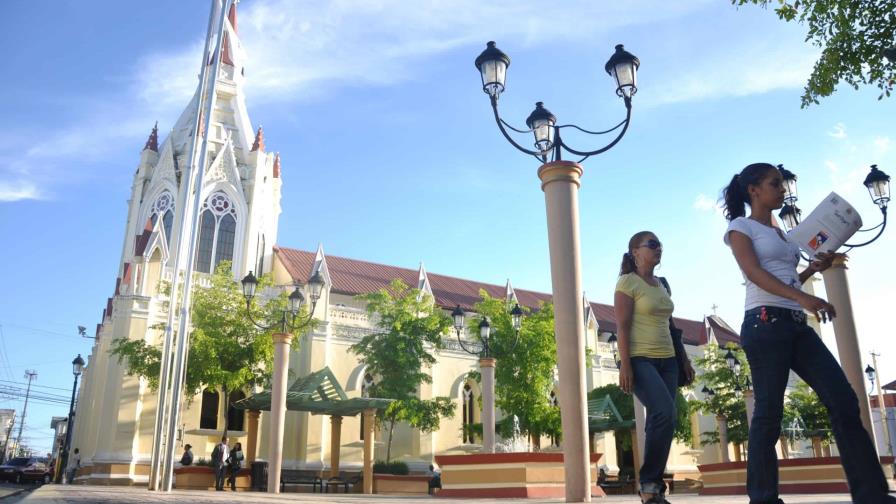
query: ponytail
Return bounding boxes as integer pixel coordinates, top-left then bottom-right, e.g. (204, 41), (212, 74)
(619, 252), (637, 275)
(722, 163), (778, 221)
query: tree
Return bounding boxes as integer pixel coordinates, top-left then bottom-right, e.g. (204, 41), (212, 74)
(733, 0), (896, 107)
(470, 291), (560, 447)
(111, 262), (304, 436)
(349, 279), (455, 462)
(785, 379), (833, 455)
(692, 343), (751, 457)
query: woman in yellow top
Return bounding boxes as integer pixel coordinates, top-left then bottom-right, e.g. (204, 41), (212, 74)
(615, 231), (694, 504)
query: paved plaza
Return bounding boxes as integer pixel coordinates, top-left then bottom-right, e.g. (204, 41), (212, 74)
(6, 485), (866, 503)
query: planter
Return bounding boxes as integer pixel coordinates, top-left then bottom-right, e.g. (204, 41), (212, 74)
(173, 466), (251, 491)
(434, 452), (604, 498)
(699, 456), (896, 495)
(373, 474), (431, 495)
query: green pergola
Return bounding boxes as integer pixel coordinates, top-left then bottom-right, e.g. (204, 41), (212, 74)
(233, 367), (392, 487)
(587, 395), (634, 432)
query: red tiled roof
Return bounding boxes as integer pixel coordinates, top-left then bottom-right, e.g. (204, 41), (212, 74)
(707, 316), (741, 346)
(883, 379), (896, 392)
(275, 247), (712, 346)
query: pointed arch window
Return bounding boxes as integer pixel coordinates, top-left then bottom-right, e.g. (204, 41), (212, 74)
(227, 390), (246, 432)
(549, 390), (560, 447)
(360, 373), (374, 440)
(149, 191), (175, 246)
(195, 192), (238, 273)
(463, 384), (477, 444)
(200, 388), (220, 430)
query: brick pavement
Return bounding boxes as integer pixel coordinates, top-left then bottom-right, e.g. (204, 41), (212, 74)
(16, 485), (861, 503)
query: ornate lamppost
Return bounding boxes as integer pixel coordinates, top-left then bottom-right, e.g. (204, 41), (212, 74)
(866, 358), (894, 456)
(725, 348), (754, 429)
(776, 164), (890, 441)
(57, 354), (85, 483)
(451, 303), (523, 453)
(474, 40), (639, 502)
(240, 271), (325, 493)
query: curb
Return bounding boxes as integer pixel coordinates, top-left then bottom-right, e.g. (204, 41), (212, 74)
(0, 487), (28, 501)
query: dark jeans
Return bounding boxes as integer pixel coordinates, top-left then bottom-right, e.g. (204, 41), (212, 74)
(227, 464), (240, 490)
(741, 307), (894, 504)
(631, 356), (678, 495)
(214, 464), (226, 490)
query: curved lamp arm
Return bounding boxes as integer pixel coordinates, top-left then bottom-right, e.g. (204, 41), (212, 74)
(558, 99), (632, 159)
(455, 328), (485, 357)
(490, 95), (543, 157)
(844, 210), (887, 248)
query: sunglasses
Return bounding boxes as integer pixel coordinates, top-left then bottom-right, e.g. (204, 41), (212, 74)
(638, 239), (662, 250)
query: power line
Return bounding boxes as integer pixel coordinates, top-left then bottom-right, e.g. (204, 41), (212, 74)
(0, 379), (75, 393)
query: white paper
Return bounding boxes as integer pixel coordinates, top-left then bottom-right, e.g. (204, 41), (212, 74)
(787, 191), (863, 258)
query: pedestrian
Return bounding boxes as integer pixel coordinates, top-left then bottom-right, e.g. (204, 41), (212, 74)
(614, 231), (694, 504)
(427, 463), (441, 495)
(226, 441), (244, 491)
(180, 444), (193, 466)
(67, 448), (80, 484)
(722, 163), (896, 504)
(211, 436), (229, 491)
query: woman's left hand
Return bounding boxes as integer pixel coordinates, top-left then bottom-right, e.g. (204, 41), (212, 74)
(808, 252), (837, 273)
(683, 360), (696, 384)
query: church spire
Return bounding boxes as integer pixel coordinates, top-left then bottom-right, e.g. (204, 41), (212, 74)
(228, 1), (238, 34)
(143, 122), (159, 152)
(251, 126), (265, 152)
(272, 153), (281, 178)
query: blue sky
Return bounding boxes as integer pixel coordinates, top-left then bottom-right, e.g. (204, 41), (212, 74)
(0, 0), (893, 455)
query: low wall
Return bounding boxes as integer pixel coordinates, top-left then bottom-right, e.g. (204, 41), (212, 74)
(434, 452), (604, 498)
(173, 466), (251, 491)
(699, 456), (895, 495)
(373, 474), (431, 495)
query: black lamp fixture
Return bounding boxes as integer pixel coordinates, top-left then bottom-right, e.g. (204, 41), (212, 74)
(72, 354), (85, 377)
(702, 385), (716, 397)
(607, 333), (618, 360)
(452, 303), (523, 359)
(474, 40), (639, 164)
(866, 364), (877, 387)
(774, 164), (890, 249)
(241, 270), (326, 333)
(724, 349), (737, 371)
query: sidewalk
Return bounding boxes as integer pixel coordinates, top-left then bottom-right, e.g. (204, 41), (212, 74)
(0, 484), (29, 501)
(19, 485), (859, 503)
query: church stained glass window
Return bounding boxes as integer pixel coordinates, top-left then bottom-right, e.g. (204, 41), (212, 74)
(149, 191), (175, 247)
(195, 191), (239, 273)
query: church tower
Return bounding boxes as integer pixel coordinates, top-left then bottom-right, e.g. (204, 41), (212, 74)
(70, 0), (282, 484)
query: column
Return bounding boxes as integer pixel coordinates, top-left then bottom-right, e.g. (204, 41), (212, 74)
(716, 415), (730, 463)
(744, 390), (755, 430)
(362, 409), (376, 494)
(538, 160), (590, 502)
(633, 397), (646, 469)
(822, 256), (877, 444)
(246, 410), (260, 464)
(479, 357), (496, 453)
(267, 332), (293, 494)
(329, 416), (343, 479)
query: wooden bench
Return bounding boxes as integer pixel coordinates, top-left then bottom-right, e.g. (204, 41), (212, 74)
(280, 469), (323, 493)
(323, 471), (362, 493)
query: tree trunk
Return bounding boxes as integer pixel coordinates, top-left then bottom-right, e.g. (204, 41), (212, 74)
(386, 416), (396, 463)
(222, 386), (229, 439)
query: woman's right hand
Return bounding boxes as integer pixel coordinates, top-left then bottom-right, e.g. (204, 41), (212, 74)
(619, 361), (634, 394)
(797, 293), (837, 323)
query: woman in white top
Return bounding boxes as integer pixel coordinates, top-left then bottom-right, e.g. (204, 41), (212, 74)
(723, 163), (894, 504)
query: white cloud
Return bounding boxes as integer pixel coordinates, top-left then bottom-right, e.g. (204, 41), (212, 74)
(0, 181), (40, 202)
(693, 193), (723, 216)
(873, 136), (891, 154)
(828, 122), (847, 139)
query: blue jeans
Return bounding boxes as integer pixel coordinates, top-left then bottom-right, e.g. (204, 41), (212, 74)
(631, 356), (678, 495)
(741, 307), (893, 504)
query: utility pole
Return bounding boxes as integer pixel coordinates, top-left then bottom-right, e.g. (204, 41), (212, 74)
(871, 352), (893, 456)
(13, 371), (37, 457)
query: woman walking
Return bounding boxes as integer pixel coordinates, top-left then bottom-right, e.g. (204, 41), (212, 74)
(722, 163), (895, 504)
(226, 441), (244, 491)
(615, 231), (695, 504)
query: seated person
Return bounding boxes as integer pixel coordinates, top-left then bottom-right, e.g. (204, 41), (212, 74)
(427, 464), (442, 494)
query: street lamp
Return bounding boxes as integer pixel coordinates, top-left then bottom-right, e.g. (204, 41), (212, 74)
(772, 163), (891, 444)
(867, 365), (877, 387)
(240, 270), (325, 493)
(867, 354), (893, 456)
(56, 354), (85, 483)
(451, 303), (523, 453)
(474, 40), (639, 501)
(607, 333), (618, 361)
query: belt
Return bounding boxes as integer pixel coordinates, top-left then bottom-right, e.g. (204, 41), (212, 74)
(745, 305), (807, 325)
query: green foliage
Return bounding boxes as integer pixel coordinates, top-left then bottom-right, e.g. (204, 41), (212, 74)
(373, 460), (410, 475)
(110, 262), (310, 433)
(472, 292), (560, 442)
(692, 343), (751, 447)
(350, 279), (455, 462)
(784, 380), (833, 442)
(587, 383), (692, 447)
(732, 0), (896, 106)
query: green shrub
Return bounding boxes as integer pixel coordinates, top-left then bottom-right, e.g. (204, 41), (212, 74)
(373, 460), (409, 475)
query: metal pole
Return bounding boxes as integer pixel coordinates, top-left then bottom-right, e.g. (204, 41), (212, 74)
(160, 1), (231, 491)
(148, 0), (221, 491)
(56, 374), (80, 483)
(13, 371), (37, 457)
(1, 412), (15, 464)
(872, 352), (893, 456)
